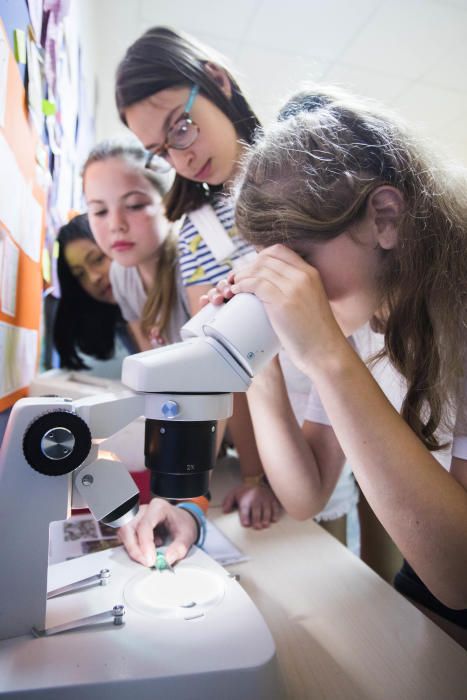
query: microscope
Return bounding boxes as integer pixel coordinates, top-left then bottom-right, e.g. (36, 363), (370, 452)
(0, 294), (283, 698)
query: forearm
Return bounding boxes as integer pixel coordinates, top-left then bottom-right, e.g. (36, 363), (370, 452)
(247, 362), (331, 518)
(227, 393), (263, 478)
(309, 344), (467, 608)
(128, 320), (152, 351)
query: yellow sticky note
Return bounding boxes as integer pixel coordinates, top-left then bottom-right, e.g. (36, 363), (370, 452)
(13, 29), (26, 64)
(42, 247), (51, 284)
(42, 99), (56, 116)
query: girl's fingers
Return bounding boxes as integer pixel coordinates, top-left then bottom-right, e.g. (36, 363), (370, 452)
(118, 523), (146, 566)
(222, 490), (236, 513)
(272, 499), (282, 522)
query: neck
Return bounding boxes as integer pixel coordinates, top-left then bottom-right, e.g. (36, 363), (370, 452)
(138, 254), (159, 293)
(224, 141), (247, 190)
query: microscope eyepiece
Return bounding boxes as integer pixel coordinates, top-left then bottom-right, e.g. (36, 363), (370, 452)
(144, 419), (217, 499)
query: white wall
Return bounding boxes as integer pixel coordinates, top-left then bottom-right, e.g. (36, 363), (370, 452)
(75, 0), (467, 165)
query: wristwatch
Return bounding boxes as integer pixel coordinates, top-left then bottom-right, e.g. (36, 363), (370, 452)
(242, 473), (266, 488)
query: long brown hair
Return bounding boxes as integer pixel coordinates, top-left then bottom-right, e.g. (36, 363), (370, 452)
(235, 86), (467, 451)
(83, 140), (179, 342)
(115, 26), (260, 221)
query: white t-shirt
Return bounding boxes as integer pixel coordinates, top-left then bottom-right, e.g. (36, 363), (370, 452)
(303, 323), (467, 468)
(109, 261), (190, 345)
(279, 351), (359, 521)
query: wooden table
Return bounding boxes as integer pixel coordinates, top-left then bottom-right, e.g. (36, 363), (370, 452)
(209, 461), (467, 699)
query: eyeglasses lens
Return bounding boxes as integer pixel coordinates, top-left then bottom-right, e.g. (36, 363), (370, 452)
(168, 119), (198, 149)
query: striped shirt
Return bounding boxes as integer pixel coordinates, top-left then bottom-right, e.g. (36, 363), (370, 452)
(178, 196), (255, 286)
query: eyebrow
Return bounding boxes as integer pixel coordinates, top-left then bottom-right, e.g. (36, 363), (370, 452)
(143, 102), (185, 151)
(87, 190), (150, 206)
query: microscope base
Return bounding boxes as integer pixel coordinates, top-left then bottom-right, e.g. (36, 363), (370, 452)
(0, 546), (281, 699)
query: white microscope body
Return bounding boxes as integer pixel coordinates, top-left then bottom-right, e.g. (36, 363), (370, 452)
(0, 294), (283, 699)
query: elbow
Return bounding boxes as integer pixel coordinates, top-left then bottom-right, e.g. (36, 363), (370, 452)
(436, 589), (467, 611)
(425, 578), (467, 611)
(283, 498), (322, 522)
(290, 508), (313, 522)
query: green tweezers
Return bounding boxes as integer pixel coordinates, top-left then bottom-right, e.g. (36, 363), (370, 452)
(152, 552), (175, 573)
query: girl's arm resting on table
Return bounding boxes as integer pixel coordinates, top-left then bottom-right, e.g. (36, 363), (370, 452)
(307, 342), (467, 609)
(222, 392), (282, 529)
(128, 319), (152, 352)
(247, 357), (346, 520)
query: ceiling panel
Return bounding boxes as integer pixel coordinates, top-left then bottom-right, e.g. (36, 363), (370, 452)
(243, 0), (379, 61)
(322, 63), (409, 103)
(341, 0), (467, 79)
(139, 0), (262, 43)
(84, 0), (467, 164)
(234, 46), (330, 124)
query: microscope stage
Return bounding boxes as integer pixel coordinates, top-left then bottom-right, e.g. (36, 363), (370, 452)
(0, 546), (280, 699)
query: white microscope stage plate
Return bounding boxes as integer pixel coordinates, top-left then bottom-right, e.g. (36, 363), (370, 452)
(124, 565), (225, 618)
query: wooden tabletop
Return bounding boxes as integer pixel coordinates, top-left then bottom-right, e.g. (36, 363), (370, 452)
(209, 460), (467, 700)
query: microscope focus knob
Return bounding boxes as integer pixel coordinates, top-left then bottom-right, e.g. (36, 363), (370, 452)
(23, 411), (92, 476)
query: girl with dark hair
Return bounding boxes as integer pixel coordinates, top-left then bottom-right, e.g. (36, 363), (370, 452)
(114, 26), (283, 538)
(208, 86), (467, 641)
(53, 213), (136, 376)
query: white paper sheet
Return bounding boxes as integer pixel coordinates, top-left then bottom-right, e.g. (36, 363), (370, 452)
(0, 229), (19, 316)
(48, 513), (249, 568)
(0, 132), (43, 262)
(0, 322), (38, 398)
(203, 520), (249, 566)
(0, 30), (8, 128)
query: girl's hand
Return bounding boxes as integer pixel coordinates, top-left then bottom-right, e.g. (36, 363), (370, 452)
(118, 498), (198, 567)
(199, 273), (236, 308)
(148, 325), (166, 348)
(231, 244), (346, 376)
(222, 481), (282, 529)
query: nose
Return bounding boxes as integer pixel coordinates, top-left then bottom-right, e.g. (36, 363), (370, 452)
(109, 208), (128, 233)
(88, 268), (104, 286)
(170, 147), (195, 175)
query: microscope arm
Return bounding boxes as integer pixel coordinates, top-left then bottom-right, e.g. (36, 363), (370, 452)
(73, 393), (146, 440)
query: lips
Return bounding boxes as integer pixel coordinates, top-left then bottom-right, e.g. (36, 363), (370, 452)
(112, 241), (135, 252)
(194, 159), (212, 181)
(101, 284), (114, 301)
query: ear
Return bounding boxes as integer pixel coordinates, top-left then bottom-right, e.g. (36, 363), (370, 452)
(366, 186), (404, 250)
(204, 62), (232, 99)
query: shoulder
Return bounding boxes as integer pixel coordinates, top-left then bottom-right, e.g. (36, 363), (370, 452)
(110, 262), (142, 292)
(180, 196), (234, 238)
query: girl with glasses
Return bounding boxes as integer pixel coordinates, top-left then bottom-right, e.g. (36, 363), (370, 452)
(208, 86), (467, 642)
(115, 26), (359, 549)
(114, 26), (284, 536)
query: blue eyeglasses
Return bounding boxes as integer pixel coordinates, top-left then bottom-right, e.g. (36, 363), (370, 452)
(145, 85), (200, 173)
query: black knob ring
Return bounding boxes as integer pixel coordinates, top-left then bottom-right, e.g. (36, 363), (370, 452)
(23, 411), (92, 476)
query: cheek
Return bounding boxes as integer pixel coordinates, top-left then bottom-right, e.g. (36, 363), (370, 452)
(100, 261), (111, 282)
(90, 221), (110, 254)
(80, 278), (96, 299)
(134, 211), (163, 243)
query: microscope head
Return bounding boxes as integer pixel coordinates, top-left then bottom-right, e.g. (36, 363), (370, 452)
(18, 398), (140, 528)
(122, 293), (280, 500)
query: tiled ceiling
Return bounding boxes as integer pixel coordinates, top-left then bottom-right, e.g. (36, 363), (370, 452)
(86, 0), (467, 164)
